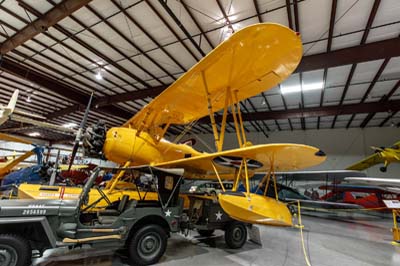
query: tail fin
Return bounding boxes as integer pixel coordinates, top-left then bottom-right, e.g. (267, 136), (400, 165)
(7, 89), (19, 112)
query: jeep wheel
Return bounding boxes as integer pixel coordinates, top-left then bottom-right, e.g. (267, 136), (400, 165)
(128, 224), (167, 265)
(0, 234), (31, 266)
(224, 221), (247, 249)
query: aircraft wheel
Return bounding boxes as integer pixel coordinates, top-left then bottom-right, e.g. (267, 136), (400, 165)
(128, 224), (167, 265)
(197, 229), (215, 237)
(380, 166), (387, 172)
(224, 221), (247, 249)
(0, 234), (31, 266)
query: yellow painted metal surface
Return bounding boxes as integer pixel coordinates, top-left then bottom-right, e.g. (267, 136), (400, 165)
(0, 133), (32, 144)
(347, 141), (400, 171)
(218, 192), (293, 226)
(103, 128), (203, 165)
(154, 143), (326, 179)
(18, 183), (158, 212)
(123, 23), (302, 132)
(0, 150), (35, 179)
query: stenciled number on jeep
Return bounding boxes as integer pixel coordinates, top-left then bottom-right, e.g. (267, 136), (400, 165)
(22, 204), (47, 215)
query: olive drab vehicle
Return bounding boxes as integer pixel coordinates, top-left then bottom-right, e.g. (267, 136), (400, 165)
(0, 166), (248, 266)
(0, 167), (184, 266)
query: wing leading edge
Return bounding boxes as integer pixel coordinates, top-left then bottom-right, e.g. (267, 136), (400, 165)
(153, 143), (326, 180)
(123, 23), (302, 133)
(346, 153), (383, 171)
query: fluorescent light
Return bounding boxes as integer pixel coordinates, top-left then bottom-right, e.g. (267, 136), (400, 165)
(28, 132), (40, 137)
(95, 72), (103, 80)
(63, 122), (78, 128)
(281, 82), (323, 94)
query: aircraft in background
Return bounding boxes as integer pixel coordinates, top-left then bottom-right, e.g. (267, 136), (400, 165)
(17, 23), (327, 227)
(0, 133), (38, 178)
(345, 177), (400, 194)
(347, 141), (400, 172)
(319, 183), (399, 210)
(0, 89), (75, 134)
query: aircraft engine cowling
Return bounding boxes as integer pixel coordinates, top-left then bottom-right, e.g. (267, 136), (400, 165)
(82, 121), (107, 158)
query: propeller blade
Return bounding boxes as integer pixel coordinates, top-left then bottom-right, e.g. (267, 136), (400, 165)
(68, 92), (94, 171)
(370, 146), (384, 152)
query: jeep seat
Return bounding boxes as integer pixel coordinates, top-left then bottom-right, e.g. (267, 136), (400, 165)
(97, 195), (129, 225)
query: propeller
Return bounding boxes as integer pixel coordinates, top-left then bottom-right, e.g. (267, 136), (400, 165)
(68, 92), (94, 171)
(371, 146), (385, 153)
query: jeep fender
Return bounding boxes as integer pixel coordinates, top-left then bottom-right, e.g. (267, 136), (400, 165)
(0, 216), (57, 248)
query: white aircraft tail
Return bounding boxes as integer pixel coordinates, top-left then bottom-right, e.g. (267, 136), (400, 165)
(7, 89), (19, 112)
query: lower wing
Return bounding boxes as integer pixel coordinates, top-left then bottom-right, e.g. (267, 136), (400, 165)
(154, 143), (326, 180)
(346, 153), (384, 171)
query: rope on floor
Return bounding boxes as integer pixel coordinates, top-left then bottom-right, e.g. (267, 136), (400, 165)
(294, 200), (312, 266)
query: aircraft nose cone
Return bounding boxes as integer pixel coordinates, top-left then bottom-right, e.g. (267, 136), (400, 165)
(315, 150), (326, 157)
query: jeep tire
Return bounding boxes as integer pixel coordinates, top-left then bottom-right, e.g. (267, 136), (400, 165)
(0, 234), (31, 266)
(224, 221), (247, 249)
(128, 224), (167, 265)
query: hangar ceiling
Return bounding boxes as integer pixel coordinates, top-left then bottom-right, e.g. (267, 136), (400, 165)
(0, 0), (399, 142)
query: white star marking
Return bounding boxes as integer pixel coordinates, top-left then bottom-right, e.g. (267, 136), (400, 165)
(165, 209), (172, 217)
(215, 211), (223, 220)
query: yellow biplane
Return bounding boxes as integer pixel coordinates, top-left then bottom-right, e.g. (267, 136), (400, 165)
(18, 23), (326, 226)
(347, 141), (400, 172)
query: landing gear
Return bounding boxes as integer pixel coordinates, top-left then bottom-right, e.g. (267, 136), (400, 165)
(128, 224), (167, 265)
(380, 166), (387, 172)
(224, 221), (247, 249)
(0, 234), (31, 266)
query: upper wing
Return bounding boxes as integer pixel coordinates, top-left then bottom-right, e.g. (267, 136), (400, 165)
(153, 143), (326, 180)
(346, 153), (384, 171)
(123, 23), (302, 130)
(344, 177), (400, 187)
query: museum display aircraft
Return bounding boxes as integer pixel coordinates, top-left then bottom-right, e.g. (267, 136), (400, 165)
(345, 177), (400, 194)
(18, 23), (327, 226)
(347, 141), (400, 172)
(0, 89), (75, 134)
(0, 133), (38, 179)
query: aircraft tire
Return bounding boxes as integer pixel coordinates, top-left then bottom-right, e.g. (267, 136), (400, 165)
(0, 234), (31, 266)
(224, 221), (247, 249)
(128, 224), (167, 265)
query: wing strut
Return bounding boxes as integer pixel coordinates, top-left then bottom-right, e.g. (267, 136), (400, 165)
(201, 71), (250, 152)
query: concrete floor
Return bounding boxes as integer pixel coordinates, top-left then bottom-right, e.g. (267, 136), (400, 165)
(32, 214), (400, 266)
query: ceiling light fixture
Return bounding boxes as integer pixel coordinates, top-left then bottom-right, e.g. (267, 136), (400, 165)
(63, 122), (78, 128)
(95, 71), (103, 80)
(28, 132), (40, 137)
(281, 82), (323, 94)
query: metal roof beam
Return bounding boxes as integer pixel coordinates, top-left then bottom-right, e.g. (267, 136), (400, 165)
(181, 0), (215, 49)
(296, 37), (400, 73)
(0, 57), (133, 120)
(157, 0), (205, 57)
(46, 85), (168, 119)
(0, 0), (92, 54)
(197, 100), (400, 124)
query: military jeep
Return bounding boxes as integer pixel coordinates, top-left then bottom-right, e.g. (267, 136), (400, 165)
(0, 166), (184, 266)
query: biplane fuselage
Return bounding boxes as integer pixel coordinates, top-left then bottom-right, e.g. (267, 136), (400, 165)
(103, 127), (201, 166)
